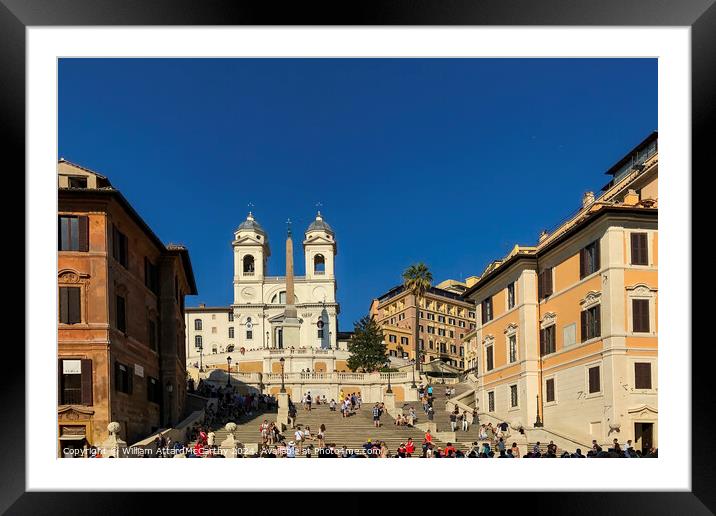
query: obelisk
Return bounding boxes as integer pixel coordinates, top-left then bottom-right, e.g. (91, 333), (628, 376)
(282, 219), (301, 348)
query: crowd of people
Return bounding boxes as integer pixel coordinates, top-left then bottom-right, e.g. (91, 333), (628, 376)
(170, 380), (658, 459)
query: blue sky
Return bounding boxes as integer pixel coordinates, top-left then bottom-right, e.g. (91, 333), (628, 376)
(59, 58), (657, 330)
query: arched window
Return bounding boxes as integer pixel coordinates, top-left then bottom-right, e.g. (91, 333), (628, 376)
(314, 254), (325, 274)
(195, 335), (202, 348)
(271, 291), (287, 304)
(194, 319), (202, 330)
(243, 255), (255, 274)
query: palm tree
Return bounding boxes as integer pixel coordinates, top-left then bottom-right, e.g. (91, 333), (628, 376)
(402, 262), (433, 375)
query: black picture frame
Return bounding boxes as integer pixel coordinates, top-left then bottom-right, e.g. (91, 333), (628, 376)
(4, 0), (711, 513)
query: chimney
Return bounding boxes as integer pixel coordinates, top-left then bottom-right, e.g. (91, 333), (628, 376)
(539, 230), (549, 243)
(582, 191), (595, 207)
(199, 303), (206, 308)
(623, 189), (639, 206)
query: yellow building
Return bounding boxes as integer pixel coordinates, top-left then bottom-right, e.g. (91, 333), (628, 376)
(370, 280), (478, 368)
(463, 132), (658, 451)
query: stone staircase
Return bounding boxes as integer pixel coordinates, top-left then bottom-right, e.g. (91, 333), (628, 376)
(288, 404), (433, 455)
(401, 382), (483, 443)
(203, 403), (442, 457)
(525, 441), (566, 457)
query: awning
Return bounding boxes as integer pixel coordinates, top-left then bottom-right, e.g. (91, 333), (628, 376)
(59, 434), (86, 441)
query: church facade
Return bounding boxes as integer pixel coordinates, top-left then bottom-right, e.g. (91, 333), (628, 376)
(185, 211), (340, 365)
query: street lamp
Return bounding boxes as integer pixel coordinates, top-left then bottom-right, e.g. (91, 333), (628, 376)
(440, 362), (445, 384)
(386, 360), (393, 394)
(266, 331), (269, 349)
(534, 395), (543, 427)
(226, 356), (232, 387)
(410, 358), (417, 389)
(199, 343), (204, 372)
(279, 357), (286, 393)
(165, 381), (173, 427)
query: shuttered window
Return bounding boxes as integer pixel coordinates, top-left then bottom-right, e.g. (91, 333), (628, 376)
(634, 362), (652, 389)
(144, 258), (159, 295)
(546, 378), (555, 402)
(115, 361), (133, 394)
(507, 282), (516, 309)
(510, 385), (518, 407)
(147, 376), (161, 403)
(58, 359), (93, 405)
(580, 240), (601, 279)
(508, 335), (517, 363)
(148, 319), (157, 351)
(58, 215), (89, 252)
(581, 305), (601, 342)
(481, 297), (493, 324)
(112, 225), (129, 268)
(59, 287), (81, 324)
(540, 325), (556, 356)
(488, 391), (495, 412)
(588, 365), (601, 393)
(116, 295), (127, 334)
(538, 268), (553, 300)
(630, 233), (649, 265)
(632, 299), (650, 332)
(486, 345), (494, 371)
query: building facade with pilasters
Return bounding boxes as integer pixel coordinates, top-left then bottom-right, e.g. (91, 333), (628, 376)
(464, 132), (658, 451)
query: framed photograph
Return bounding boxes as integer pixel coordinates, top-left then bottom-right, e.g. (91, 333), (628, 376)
(6, 0), (711, 512)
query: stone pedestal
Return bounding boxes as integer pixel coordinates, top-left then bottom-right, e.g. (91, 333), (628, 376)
(101, 422), (128, 458)
(276, 392), (290, 426)
(220, 423), (238, 458)
(282, 319), (301, 348)
(383, 392), (396, 411)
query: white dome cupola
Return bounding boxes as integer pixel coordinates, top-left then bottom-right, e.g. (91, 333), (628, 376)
(304, 211), (336, 279)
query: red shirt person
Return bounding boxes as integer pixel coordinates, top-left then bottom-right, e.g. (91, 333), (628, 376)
(405, 439), (415, 457)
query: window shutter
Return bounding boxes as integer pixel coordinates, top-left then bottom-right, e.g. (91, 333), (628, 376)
(630, 233), (640, 264)
(112, 225), (118, 260)
(537, 272), (543, 299)
(127, 365), (133, 394)
(594, 305), (601, 338)
(546, 378), (555, 402)
(635, 363), (652, 389)
(539, 328), (545, 356)
(68, 287), (81, 324)
(545, 268), (553, 297)
(633, 299), (650, 332)
(589, 366), (600, 393)
(481, 301), (487, 324)
(122, 234), (129, 267)
(81, 359), (93, 405)
(78, 216), (89, 252)
(580, 311), (587, 342)
(58, 216), (63, 251)
(59, 287), (68, 324)
(594, 239), (601, 272)
(631, 233), (648, 265)
(58, 359), (64, 402)
(579, 248), (586, 279)
(114, 361), (120, 392)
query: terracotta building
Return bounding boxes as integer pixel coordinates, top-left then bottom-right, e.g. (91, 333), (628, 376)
(370, 280), (478, 368)
(463, 132), (658, 451)
(57, 159), (197, 456)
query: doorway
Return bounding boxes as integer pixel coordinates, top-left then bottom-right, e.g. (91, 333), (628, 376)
(634, 422), (654, 453)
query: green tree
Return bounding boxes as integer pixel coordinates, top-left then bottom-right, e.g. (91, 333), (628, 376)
(347, 315), (388, 372)
(402, 262), (433, 372)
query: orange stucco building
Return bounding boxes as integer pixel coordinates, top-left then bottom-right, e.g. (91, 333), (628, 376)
(370, 282), (477, 368)
(463, 132), (658, 451)
(57, 160), (197, 456)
